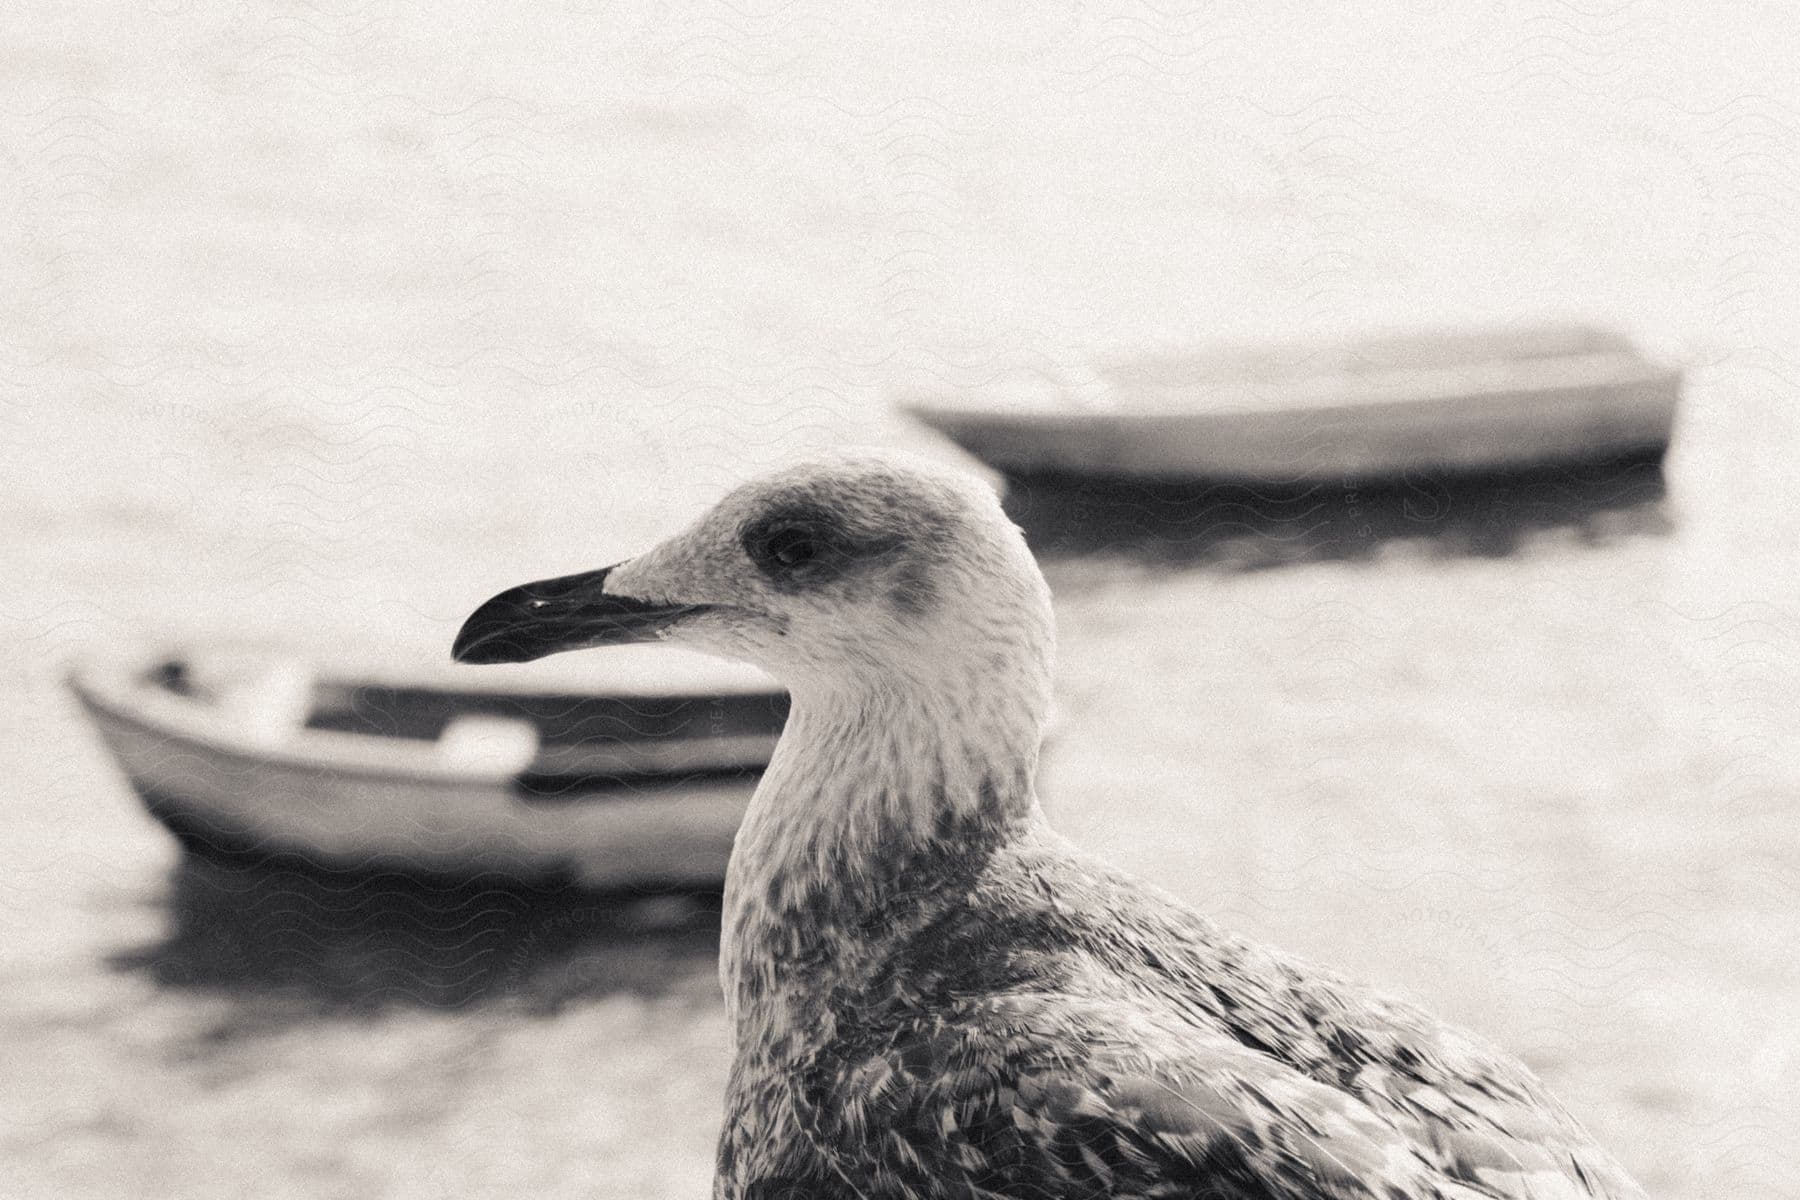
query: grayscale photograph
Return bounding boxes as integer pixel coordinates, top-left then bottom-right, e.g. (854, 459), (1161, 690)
(3, 3), (1794, 1198)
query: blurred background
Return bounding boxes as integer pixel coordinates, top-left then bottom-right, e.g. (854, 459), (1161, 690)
(4, 2), (1798, 1197)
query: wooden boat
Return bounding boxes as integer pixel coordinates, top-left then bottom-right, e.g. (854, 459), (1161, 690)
(898, 323), (1681, 483)
(70, 646), (788, 889)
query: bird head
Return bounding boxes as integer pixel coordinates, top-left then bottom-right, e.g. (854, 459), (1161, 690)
(453, 454), (1055, 704)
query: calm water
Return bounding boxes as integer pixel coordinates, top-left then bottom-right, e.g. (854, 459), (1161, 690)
(4, 3), (1799, 1197)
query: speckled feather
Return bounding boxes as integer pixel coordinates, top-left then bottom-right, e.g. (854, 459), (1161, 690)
(717, 801), (1643, 1200)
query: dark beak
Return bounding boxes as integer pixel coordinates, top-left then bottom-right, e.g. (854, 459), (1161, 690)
(453, 564), (707, 665)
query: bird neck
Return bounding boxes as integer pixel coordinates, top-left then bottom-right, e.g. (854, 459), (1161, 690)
(719, 658), (1051, 1037)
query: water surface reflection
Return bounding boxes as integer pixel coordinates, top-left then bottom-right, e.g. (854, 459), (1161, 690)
(112, 857), (724, 1015)
(1005, 456), (1670, 571)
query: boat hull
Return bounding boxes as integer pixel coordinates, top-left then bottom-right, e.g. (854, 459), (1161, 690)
(72, 655), (775, 889)
(901, 326), (1682, 483)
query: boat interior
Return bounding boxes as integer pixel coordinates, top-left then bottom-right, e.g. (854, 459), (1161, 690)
(149, 657), (789, 783)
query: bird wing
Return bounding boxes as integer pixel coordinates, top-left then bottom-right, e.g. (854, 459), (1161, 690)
(799, 985), (1648, 1200)
(783, 839), (1645, 1200)
(1003, 838), (1647, 1200)
(798, 991), (1498, 1200)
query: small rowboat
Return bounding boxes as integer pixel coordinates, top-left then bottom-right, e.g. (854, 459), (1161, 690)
(898, 323), (1681, 483)
(70, 646), (788, 889)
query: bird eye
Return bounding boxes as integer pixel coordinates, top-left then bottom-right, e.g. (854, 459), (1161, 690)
(765, 526), (818, 568)
(742, 507), (856, 583)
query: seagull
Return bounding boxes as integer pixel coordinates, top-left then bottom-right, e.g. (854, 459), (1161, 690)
(454, 454), (1645, 1200)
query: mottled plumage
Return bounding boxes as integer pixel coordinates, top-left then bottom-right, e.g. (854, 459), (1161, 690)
(718, 812), (1641, 1199)
(453, 454), (1647, 1200)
